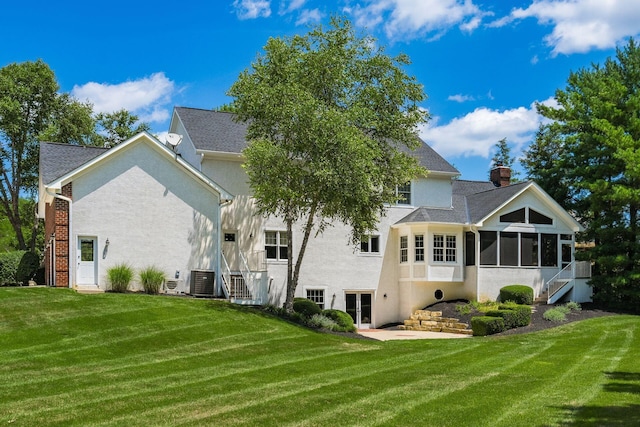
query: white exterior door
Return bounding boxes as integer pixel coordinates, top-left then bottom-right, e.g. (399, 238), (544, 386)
(77, 237), (97, 285)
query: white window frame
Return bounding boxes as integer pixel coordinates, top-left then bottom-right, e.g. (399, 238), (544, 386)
(265, 230), (288, 262)
(433, 234), (457, 264)
(396, 182), (412, 205)
(400, 236), (408, 263)
(305, 288), (326, 309)
(415, 234), (425, 262)
(360, 235), (381, 255)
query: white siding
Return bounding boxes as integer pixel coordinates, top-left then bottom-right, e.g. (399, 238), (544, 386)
(413, 176), (452, 208)
(71, 141), (219, 291)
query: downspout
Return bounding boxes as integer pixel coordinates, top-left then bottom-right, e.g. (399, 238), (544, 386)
(45, 188), (72, 289)
(217, 198), (233, 297)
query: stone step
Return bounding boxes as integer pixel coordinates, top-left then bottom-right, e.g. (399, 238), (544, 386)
(402, 310), (472, 335)
(74, 285), (105, 294)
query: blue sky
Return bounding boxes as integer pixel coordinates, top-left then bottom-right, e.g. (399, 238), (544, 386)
(3, 0), (640, 181)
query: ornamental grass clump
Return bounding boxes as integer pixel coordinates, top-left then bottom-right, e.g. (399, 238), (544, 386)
(139, 266), (165, 294)
(107, 263), (134, 293)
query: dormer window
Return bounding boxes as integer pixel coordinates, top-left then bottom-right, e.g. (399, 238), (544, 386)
(500, 207), (553, 225)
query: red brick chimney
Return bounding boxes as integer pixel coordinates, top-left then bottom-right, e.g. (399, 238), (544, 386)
(490, 165), (511, 187)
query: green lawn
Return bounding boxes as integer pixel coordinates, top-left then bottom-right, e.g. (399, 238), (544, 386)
(1, 288), (639, 426)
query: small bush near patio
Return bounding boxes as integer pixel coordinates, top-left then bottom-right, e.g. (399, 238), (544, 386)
(306, 313), (339, 330)
(293, 297), (322, 317)
(322, 309), (356, 332)
(139, 266), (165, 294)
(565, 301), (582, 311)
(107, 263), (134, 293)
(471, 316), (505, 336)
(543, 307), (567, 322)
(543, 302), (583, 323)
(499, 285), (534, 305)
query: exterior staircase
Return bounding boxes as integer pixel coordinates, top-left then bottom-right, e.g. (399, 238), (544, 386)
(398, 309), (473, 335)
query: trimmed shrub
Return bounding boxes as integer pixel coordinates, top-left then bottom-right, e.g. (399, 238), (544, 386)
(498, 303), (532, 327)
(543, 307), (567, 322)
(471, 316), (505, 336)
(16, 251), (40, 284)
(0, 251), (25, 286)
(107, 263), (134, 293)
(499, 285), (534, 305)
(486, 309), (521, 330)
(293, 297), (322, 317)
(139, 266), (165, 294)
(322, 309), (357, 332)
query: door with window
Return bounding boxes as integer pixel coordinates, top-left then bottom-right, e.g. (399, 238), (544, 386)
(345, 292), (373, 329)
(560, 235), (573, 270)
(77, 237), (97, 285)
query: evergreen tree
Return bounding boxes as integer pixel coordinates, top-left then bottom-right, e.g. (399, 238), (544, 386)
(525, 39), (640, 310)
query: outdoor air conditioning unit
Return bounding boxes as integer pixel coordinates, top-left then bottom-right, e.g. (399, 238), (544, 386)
(164, 279), (185, 295)
(189, 270), (215, 297)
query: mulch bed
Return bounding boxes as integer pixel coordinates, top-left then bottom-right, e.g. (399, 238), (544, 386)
(425, 300), (618, 336)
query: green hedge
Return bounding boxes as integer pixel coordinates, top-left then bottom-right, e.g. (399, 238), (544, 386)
(471, 316), (505, 336)
(293, 297), (322, 317)
(322, 309), (356, 332)
(499, 285), (533, 305)
(0, 251), (26, 286)
(498, 303), (532, 327)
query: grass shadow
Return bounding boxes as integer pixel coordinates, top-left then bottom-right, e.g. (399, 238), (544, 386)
(552, 371), (640, 425)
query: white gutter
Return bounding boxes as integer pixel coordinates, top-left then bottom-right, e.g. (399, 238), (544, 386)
(45, 188), (73, 289)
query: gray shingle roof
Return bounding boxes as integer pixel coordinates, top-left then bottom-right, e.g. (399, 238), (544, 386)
(174, 107), (249, 154)
(174, 107), (459, 174)
(396, 180), (532, 225)
(464, 181), (531, 224)
(396, 193), (469, 224)
(40, 142), (107, 185)
(452, 179), (496, 196)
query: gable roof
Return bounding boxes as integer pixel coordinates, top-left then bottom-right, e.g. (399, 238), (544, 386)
(40, 132), (233, 201)
(395, 180), (583, 231)
(172, 106), (460, 175)
(40, 142), (107, 185)
(465, 181), (532, 224)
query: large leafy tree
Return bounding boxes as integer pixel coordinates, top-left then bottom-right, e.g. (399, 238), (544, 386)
(92, 109), (151, 148)
(0, 60), (149, 252)
(523, 39), (640, 309)
(0, 60), (94, 251)
(228, 17), (428, 311)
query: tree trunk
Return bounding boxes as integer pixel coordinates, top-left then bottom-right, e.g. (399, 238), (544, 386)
(283, 203), (318, 312)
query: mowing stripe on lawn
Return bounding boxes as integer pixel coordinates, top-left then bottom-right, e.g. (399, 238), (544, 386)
(2, 337), (382, 423)
(101, 342), (484, 426)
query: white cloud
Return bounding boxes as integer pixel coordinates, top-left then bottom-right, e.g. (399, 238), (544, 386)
(71, 72), (175, 124)
(497, 0), (640, 55)
(349, 0), (490, 41)
(279, 0), (306, 14)
(295, 8), (323, 25)
(233, 0), (271, 20)
(448, 94), (475, 103)
(419, 99), (554, 158)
